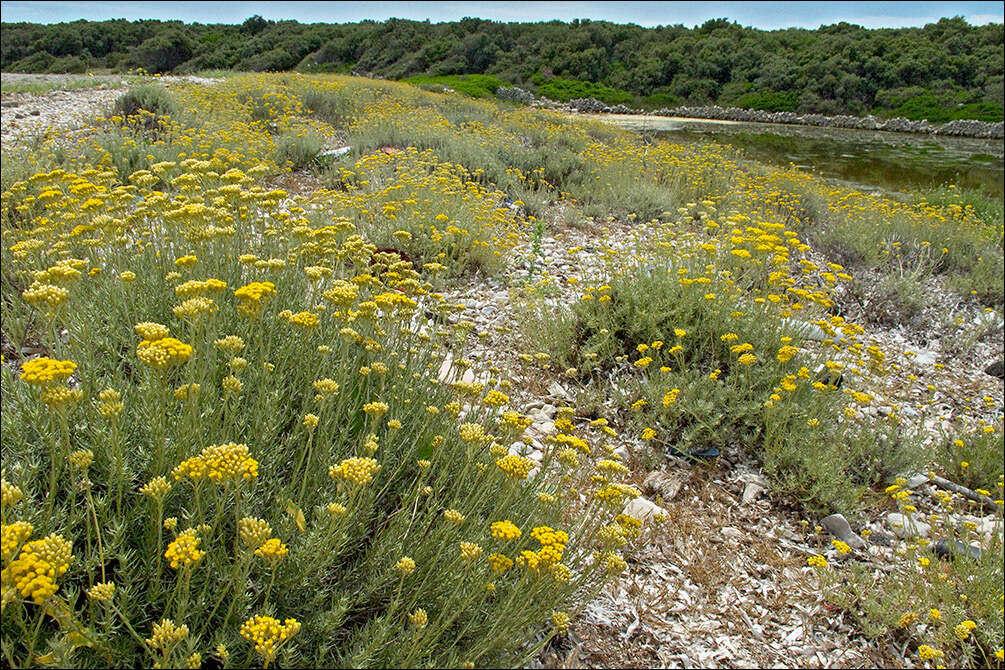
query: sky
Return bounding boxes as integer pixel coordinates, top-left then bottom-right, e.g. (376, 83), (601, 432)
(1, 1), (1002, 30)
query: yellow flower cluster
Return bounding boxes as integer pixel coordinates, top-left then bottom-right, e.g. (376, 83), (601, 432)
(137, 337), (192, 370)
(254, 538), (289, 564)
(87, 581), (116, 602)
(487, 552), (514, 573)
(395, 556), (416, 576)
(234, 281), (276, 317)
(1, 522), (33, 561)
(460, 542), (483, 561)
(19, 357), (75, 387)
(164, 529), (205, 569)
(495, 453), (535, 480)
(1, 480), (24, 510)
(239, 517), (272, 549)
(173, 443), (259, 484)
(240, 615), (301, 663)
(140, 476), (172, 501)
(135, 322), (170, 341)
(490, 519), (522, 540)
(1, 533), (73, 604)
(329, 457), (381, 486)
(97, 388), (124, 419)
(146, 618), (189, 651)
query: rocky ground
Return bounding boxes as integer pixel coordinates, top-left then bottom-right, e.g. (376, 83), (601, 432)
(1, 73), (220, 148)
(3, 80), (1002, 669)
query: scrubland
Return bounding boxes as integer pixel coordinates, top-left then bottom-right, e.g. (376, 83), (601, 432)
(1, 73), (1002, 668)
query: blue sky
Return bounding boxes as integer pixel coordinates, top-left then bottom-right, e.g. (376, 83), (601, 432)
(1, 1), (1002, 29)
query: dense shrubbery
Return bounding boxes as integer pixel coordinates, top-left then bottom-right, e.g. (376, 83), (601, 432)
(2, 15), (1002, 121)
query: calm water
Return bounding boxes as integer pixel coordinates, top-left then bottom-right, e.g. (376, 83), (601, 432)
(583, 114), (1004, 200)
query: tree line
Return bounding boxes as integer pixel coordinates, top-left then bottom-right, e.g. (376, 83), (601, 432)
(2, 15), (1002, 121)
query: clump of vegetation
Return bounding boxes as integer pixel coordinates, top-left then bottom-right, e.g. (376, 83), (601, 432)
(1, 71), (1001, 669)
(403, 74), (506, 99)
(1, 73), (637, 668)
(112, 83), (179, 120)
(533, 76), (635, 106)
(275, 132), (327, 170)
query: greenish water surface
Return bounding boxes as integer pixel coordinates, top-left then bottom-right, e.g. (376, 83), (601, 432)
(586, 114), (1004, 200)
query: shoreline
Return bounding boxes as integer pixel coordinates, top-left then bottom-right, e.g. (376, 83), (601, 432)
(506, 88), (1005, 139)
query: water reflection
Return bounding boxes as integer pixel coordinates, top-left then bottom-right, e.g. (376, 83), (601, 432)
(582, 114), (1004, 199)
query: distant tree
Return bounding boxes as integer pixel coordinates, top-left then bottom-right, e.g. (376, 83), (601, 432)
(133, 29), (194, 73)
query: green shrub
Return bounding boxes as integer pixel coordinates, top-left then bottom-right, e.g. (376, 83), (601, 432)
(402, 74), (506, 99)
(112, 84), (179, 120)
(936, 421), (1005, 493)
(535, 78), (635, 106)
(275, 132), (327, 170)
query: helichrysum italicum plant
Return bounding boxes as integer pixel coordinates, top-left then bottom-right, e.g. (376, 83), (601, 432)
(1, 71), (1000, 670)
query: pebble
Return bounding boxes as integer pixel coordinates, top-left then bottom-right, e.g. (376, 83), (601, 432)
(623, 496), (667, 522)
(820, 513), (866, 549)
(886, 512), (931, 539)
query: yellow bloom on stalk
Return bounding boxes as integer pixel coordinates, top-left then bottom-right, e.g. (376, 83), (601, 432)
(395, 556), (416, 576)
(362, 401), (389, 417)
(214, 335), (245, 352)
(807, 555), (827, 568)
(408, 608), (428, 629)
(552, 611), (570, 634)
(458, 422), (487, 443)
(487, 553), (514, 573)
(254, 538), (289, 564)
(98, 388), (123, 419)
(222, 375), (243, 395)
(489, 518), (523, 540)
(174, 255), (197, 267)
(40, 386), (83, 410)
(918, 645), (942, 661)
(174, 384), (200, 401)
(495, 454), (535, 480)
(460, 542), (483, 561)
(164, 529), (205, 569)
(22, 282), (69, 310)
(238, 518), (272, 549)
(146, 619), (189, 651)
(288, 311), (319, 329)
(20, 358), (75, 387)
(1, 522), (33, 562)
(240, 616), (301, 667)
(831, 540), (851, 555)
(483, 390), (510, 406)
(140, 476), (171, 501)
(777, 345), (799, 363)
(662, 389), (680, 406)
(1, 480), (25, 510)
(137, 337), (192, 370)
(172, 297), (216, 321)
(329, 457), (381, 486)
(954, 620), (976, 640)
(737, 353), (757, 366)
(928, 608), (941, 621)
(3, 534), (73, 603)
(172, 443), (258, 485)
(897, 611), (918, 627)
(69, 449), (94, 470)
(443, 509), (466, 524)
(234, 281), (276, 318)
(87, 581), (116, 602)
